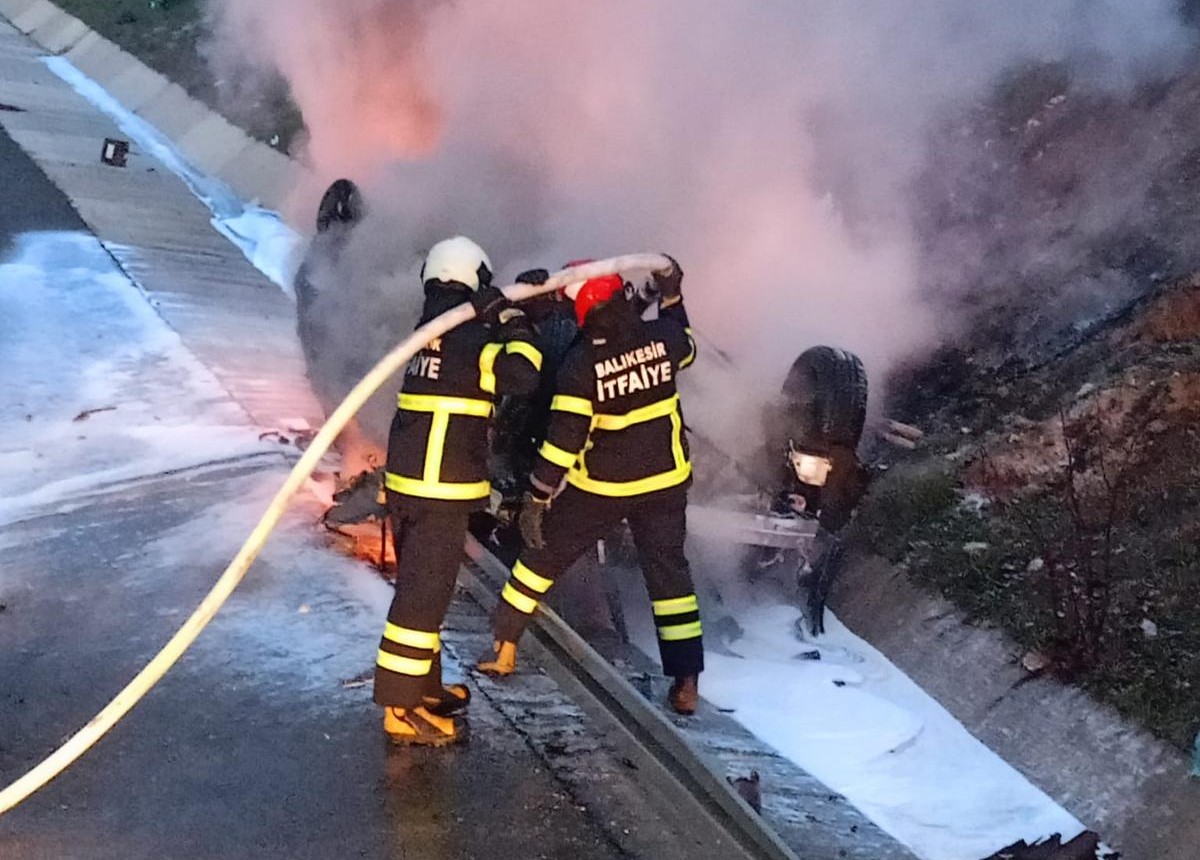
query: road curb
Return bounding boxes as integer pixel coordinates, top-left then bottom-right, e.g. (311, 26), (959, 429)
(461, 534), (805, 860)
(0, 0), (310, 211)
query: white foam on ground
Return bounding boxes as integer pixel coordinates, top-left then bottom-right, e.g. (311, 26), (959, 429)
(626, 581), (1084, 860)
(0, 231), (279, 527)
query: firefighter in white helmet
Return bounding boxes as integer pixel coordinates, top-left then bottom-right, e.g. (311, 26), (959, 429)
(374, 236), (542, 746)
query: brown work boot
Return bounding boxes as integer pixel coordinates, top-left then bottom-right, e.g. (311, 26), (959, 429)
(422, 682), (471, 716)
(382, 705), (462, 747)
(476, 640), (518, 676)
(668, 674), (700, 715)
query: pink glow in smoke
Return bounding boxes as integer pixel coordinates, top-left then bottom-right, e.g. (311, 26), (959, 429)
(207, 0), (1191, 438)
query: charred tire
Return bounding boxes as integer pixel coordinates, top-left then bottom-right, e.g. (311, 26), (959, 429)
(780, 346), (868, 451)
(315, 178), (364, 233)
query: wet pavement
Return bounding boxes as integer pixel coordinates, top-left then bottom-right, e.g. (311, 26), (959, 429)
(0, 465), (643, 860)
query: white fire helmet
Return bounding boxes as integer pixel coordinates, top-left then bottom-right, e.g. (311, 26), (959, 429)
(421, 236), (493, 290)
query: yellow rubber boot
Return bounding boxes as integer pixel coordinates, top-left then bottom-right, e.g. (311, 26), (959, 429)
(476, 640), (518, 676)
(382, 705), (462, 747)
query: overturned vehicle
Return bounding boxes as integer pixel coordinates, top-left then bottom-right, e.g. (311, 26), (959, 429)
(297, 179), (890, 648)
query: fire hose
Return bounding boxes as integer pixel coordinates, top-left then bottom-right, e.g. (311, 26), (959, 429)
(0, 253), (672, 816)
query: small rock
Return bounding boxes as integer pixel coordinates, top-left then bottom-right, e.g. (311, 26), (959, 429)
(1140, 618), (1159, 638)
(794, 650), (822, 661)
(298, 604), (311, 614)
(963, 542), (990, 555)
(1027, 557), (1045, 573)
(1022, 650), (1051, 673)
(1146, 419), (1169, 435)
(1076, 382), (1096, 397)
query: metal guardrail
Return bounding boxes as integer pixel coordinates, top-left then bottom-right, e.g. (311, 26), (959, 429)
(461, 534), (802, 860)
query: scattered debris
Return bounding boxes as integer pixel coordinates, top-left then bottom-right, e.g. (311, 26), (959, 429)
(883, 419), (925, 450)
(72, 406), (116, 422)
(1021, 650), (1052, 674)
(100, 137), (130, 167)
(340, 669), (373, 690)
(727, 770), (762, 814)
(978, 831), (1108, 860)
(324, 468), (385, 526)
(881, 431), (919, 450)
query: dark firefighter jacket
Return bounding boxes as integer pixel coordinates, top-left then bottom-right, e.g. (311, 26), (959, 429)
(532, 296), (696, 498)
(385, 288), (542, 505)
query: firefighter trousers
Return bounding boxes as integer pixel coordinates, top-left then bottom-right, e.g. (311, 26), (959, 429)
(493, 484), (703, 677)
(373, 496), (470, 709)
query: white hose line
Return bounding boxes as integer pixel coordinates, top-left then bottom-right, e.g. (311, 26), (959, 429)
(0, 253), (671, 816)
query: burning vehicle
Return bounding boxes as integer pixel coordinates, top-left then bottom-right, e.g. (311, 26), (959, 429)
(297, 179), (899, 642)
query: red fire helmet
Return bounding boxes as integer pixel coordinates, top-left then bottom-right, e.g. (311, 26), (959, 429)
(564, 259), (624, 326)
(573, 274), (624, 327)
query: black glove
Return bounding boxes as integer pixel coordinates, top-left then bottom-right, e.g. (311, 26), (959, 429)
(653, 254), (683, 302)
(515, 268), (550, 286)
(518, 490), (551, 550)
(470, 284), (509, 325)
(497, 306), (536, 342)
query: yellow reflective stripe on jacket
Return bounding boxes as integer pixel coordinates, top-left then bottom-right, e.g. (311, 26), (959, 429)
(567, 462), (692, 497)
(382, 623), (440, 651)
(680, 327), (697, 369)
(668, 405), (687, 471)
(657, 620), (703, 642)
(592, 395), (680, 431)
(539, 440), (578, 469)
(424, 412), (450, 482)
(479, 343), (503, 394)
(512, 560), (553, 594)
(385, 471), (490, 501)
(551, 394), (593, 416)
(652, 594), (699, 616)
(397, 392), (493, 416)
(502, 582), (539, 614)
(392, 394), (493, 499)
(376, 649), (433, 676)
(567, 393), (690, 497)
(505, 340), (544, 371)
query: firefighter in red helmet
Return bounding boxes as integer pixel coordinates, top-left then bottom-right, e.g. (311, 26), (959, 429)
(375, 236), (542, 746)
(478, 256), (704, 715)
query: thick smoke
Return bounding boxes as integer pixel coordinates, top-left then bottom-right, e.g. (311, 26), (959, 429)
(206, 0), (1192, 449)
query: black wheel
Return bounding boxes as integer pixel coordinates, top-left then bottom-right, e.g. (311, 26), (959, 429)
(780, 346), (868, 450)
(315, 178), (364, 233)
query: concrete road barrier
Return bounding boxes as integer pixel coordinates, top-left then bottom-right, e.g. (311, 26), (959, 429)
(29, 6), (85, 53)
(7, 0), (56, 34)
(2, 0), (315, 215)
